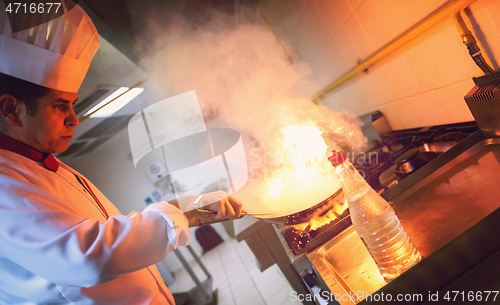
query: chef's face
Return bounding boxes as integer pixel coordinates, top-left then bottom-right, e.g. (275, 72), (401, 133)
(18, 90), (79, 153)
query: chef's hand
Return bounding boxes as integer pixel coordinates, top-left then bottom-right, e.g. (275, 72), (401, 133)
(187, 191), (244, 227)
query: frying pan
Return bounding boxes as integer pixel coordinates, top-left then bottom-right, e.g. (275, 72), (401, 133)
(200, 188), (344, 226)
(249, 188), (344, 225)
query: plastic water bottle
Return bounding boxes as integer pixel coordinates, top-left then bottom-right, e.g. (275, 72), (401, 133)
(328, 150), (421, 281)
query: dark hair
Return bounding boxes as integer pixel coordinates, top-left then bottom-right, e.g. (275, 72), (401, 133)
(0, 72), (51, 116)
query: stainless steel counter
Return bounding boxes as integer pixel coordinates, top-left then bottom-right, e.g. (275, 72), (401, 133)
(307, 132), (500, 304)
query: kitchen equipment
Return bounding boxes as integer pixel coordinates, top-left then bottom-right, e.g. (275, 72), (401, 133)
(173, 245), (215, 305)
(272, 117), (500, 304)
(270, 121), (479, 258)
(465, 70), (500, 136)
(200, 191), (347, 226)
(233, 178), (342, 223)
(248, 191), (347, 226)
(394, 148), (436, 178)
(308, 132), (500, 304)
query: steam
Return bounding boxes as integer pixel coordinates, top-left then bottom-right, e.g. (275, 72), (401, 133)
(134, 7), (367, 214)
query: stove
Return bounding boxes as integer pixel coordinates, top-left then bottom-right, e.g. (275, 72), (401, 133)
(354, 120), (478, 192)
(276, 116), (500, 305)
(280, 120), (479, 256)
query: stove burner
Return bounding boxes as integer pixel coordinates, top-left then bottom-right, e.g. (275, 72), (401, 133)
(282, 208), (351, 255)
(395, 148), (436, 178)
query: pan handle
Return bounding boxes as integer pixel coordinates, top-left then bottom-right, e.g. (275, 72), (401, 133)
(195, 209), (273, 226)
(198, 209), (272, 216)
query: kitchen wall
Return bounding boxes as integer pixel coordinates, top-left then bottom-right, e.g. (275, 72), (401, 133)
(261, 0), (500, 130)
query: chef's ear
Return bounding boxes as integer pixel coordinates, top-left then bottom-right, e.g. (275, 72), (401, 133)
(0, 94), (23, 127)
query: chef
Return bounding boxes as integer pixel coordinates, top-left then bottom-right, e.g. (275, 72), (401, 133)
(0, 2), (242, 304)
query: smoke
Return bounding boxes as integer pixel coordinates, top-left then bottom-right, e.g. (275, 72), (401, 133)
(134, 5), (367, 214)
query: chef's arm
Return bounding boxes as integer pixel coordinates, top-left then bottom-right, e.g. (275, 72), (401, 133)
(167, 191), (243, 227)
(0, 175), (189, 287)
(167, 199), (199, 227)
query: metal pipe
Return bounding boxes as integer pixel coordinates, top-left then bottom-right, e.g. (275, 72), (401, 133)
(312, 0), (478, 103)
(258, 0), (294, 64)
(186, 243), (212, 280)
(173, 247), (212, 303)
(452, 12), (494, 74)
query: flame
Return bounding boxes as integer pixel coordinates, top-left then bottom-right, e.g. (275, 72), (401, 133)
(267, 125), (329, 197)
(309, 199), (349, 230)
(309, 210), (337, 230)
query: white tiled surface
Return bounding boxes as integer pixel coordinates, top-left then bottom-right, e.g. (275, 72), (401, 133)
(291, 0), (333, 61)
(262, 0), (500, 130)
(344, 13), (374, 59)
(267, 0), (309, 38)
(400, 0), (449, 25)
(168, 237), (300, 305)
(355, 0), (391, 51)
(328, 0), (353, 24)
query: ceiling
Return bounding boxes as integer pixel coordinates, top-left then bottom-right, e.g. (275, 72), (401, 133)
(58, 0), (249, 160)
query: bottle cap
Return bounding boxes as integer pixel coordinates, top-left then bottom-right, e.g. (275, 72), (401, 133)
(328, 150), (347, 166)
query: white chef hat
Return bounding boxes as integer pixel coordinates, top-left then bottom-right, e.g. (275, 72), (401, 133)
(0, 1), (100, 93)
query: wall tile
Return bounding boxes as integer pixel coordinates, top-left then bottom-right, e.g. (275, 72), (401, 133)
(400, 97), (429, 128)
(424, 88), (462, 125)
(326, 0), (353, 25)
(320, 34), (356, 79)
(347, 0), (364, 11)
(402, 43), (444, 92)
(377, 103), (399, 129)
(261, 0), (277, 17)
(412, 94), (440, 127)
(345, 73), (376, 114)
(335, 23), (362, 63)
(291, 1), (334, 61)
(327, 74), (372, 114)
(318, 92), (339, 109)
(309, 30), (357, 89)
(447, 79), (476, 122)
(483, 0), (500, 43)
(423, 19), (483, 84)
(368, 0), (412, 38)
(315, 0), (343, 34)
(353, 73), (377, 110)
(344, 13), (376, 59)
(385, 97), (421, 129)
(416, 95), (441, 127)
(400, 0), (448, 25)
(268, 0), (310, 38)
(363, 64), (403, 108)
(355, 0), (392, 51)
(378, 54), (421, 98)
(323, 81), (352, 112)
(308, 39), (340, 88)
(380, 95), (438, 128)
(264, 0), (500, 127)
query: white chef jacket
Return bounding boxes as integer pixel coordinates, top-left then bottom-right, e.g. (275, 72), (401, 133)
(0, 136), (189, 305)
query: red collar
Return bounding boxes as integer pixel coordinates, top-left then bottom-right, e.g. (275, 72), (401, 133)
(0, 132), (59, 172)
